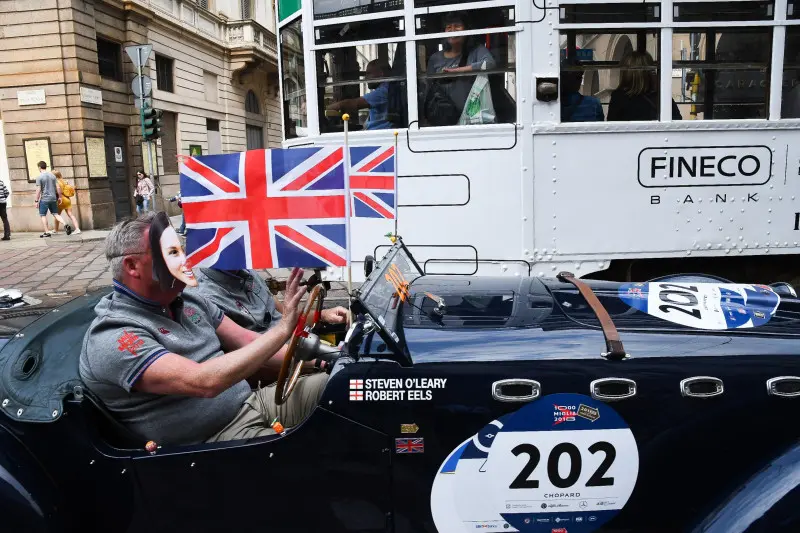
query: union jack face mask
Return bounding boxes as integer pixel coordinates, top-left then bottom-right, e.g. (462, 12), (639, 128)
(149, 211), (198, 290)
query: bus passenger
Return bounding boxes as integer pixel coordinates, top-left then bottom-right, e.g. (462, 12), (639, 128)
(607, 51), (681, 122)
(560, 60), (604, 122)
(326, 60), (393, 130)
(423, 13), (496, 125)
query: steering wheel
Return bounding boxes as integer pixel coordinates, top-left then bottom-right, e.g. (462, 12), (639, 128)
(274, 284), (326, 405)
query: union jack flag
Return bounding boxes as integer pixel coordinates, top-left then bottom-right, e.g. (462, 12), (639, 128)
(395, 438), (424, 454)
(350, 146), (396, 219)
(179, 145), (395, 270)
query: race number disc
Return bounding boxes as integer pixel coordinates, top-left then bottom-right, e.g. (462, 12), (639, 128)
(619, 282), (780, 330)
(431, 416), (517, 532)
(484, 394), (639, 533)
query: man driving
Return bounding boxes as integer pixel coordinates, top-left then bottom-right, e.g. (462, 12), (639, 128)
(189, 268), (348, 334)
(79, 212), (326, 446)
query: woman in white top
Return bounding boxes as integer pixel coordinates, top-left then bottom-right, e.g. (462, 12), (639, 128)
(134, 170), (155, 215)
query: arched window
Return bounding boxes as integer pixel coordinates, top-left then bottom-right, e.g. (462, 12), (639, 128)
(245, 90), (260, 114)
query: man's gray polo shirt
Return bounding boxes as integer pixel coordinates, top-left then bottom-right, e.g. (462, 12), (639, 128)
(189, 268), (282, 334)
(79, 280), (250, 445)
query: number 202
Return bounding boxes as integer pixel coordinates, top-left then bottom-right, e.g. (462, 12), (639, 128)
(509, 441), (616, 490)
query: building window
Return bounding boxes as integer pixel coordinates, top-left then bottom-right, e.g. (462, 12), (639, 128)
(156, 55), (175, 93)
(196, 0), (209, 9)
(241, 0), (253, 19)
(245, 90), (260, 114)
(161, 112), (179, 173)
(97, 38), (123, 81)
(246, 125), (264, 149)
(204, 71), (218, 102)
(207, 119), (222, 154)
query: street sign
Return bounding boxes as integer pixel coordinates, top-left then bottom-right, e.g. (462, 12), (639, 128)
(125, 44), (153, 68)
(131, 75), (152, 98)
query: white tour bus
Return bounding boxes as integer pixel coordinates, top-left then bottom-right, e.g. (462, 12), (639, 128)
(277, 0), (800, 283)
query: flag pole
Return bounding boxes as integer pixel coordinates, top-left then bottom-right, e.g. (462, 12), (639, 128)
(393, 130), (399, 237)
(342, 114), (353, 321)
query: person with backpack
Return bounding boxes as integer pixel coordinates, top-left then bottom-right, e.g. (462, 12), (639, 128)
(0, 179), (10, 241)
(52, 170), (81, 235)
(422, 13), (496, 126)
(326, 59), (393, 130)
(35, 161), (72, 238)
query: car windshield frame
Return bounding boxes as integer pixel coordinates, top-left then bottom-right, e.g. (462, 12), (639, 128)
(354, 239), (424, 361)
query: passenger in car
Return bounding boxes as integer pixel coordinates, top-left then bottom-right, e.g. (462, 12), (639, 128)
(423, 13), (497, 125)
(79, 213), (327, 446)
(560, 58), (605, 122)
(326, 59), (393, 130)
(607, 51), (682, 121)
(189, 268), (348, 334)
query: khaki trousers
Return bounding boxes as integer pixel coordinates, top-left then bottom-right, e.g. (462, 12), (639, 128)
(207, 372), (328, 442)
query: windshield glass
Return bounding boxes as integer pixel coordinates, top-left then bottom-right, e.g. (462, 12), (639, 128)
(357, 241), (423, 343)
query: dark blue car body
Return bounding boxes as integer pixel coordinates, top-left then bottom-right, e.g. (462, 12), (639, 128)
(0, 243), (797, 532)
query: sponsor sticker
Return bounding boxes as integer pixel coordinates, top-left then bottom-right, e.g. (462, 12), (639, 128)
(619, 282), (780, 330)
(576, 405), (599, 422)
(401, 423), (420, 434)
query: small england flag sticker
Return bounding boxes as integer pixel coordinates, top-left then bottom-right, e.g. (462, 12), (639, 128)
(349, 379), (364, 401)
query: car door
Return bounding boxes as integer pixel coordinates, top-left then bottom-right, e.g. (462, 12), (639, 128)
(131, 394), (392, 533)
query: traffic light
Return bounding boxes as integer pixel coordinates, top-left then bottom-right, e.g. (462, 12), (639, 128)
(142, 101), (163, 141)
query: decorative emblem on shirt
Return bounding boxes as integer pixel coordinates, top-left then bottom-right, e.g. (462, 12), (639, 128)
(118, 331), (144, 356)
(158, 327), (170, 334)
(184, 307), (202, 324)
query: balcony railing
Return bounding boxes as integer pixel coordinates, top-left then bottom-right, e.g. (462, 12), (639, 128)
(227, 20), (278, 59)
(127, 0), (277, 60)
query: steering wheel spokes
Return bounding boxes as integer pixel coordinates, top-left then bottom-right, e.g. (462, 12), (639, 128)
(275, 285), (326, 405)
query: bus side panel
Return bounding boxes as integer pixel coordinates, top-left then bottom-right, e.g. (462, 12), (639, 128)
(532, 129), (800, 261)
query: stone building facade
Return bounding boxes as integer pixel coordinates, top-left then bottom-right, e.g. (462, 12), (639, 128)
(0, 0), (281, 231)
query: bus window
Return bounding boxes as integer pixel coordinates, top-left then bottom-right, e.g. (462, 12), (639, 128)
(559, 31), (660, 122)
(313, 0), (402, 20)
(673, 29), (772, 120)
(315, 18), (405, 45)
(416, 11), (516, 127)
(782, 27), (800, 118)
(415, 6), (515, 34)
(281, 19), (307, 139)
(559, 2), (661, 24)
(318, 43), (407, 133)
(672, 1), (775, 22)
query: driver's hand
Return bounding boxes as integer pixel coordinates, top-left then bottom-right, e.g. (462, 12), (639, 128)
(281, 268), (305, 331)
(321, 306), (349, 325)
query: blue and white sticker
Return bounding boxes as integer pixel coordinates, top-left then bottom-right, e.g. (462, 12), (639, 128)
(431, 395), (638, 533)
(619, 282), (780, 330)
(431, 416), (518, 532)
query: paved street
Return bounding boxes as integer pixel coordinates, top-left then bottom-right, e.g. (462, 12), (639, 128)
(1, 225), (350, 305)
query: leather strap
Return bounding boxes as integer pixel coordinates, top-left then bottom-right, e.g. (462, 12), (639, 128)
(557, 272), (628, 360)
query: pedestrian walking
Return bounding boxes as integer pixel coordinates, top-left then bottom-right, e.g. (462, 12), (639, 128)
(0, 179), (10, 241)
(134, 170), (154, 215)
(52, 170), (81, 235)
(35, 161), (72, 238)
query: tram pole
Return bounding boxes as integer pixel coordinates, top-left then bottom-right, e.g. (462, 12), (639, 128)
(342, 113), (353, 321)
(393, 130), (399, 237)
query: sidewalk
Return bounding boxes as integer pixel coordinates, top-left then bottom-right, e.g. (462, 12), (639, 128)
(0, 215), (183, 251)
(0, 228), (110, 250)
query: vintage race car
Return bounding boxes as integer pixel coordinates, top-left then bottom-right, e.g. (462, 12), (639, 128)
(0, 239), (798, 533)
